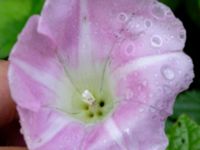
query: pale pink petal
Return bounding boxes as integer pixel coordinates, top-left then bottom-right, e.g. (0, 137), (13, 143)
(39, 0), (185, 69)
(9, 16), (87, 149)
(9, 16), (61, 111)
(80, 53), (194, 150)
(110, 53), (193, 149)
(87, 0), (186, 68)
(34, 122), (85, 150)
(17, 107), (85, 150)
(8, 0), (194, 150)
(38, 0), (80, 67)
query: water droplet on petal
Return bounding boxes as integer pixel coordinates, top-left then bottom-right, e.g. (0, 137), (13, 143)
(124, 128), (130, 135)
(149, 107), (156, 113)
(114, 31), (123, 40)
(165, 10), (173, 17)
(152, 4), (165, 18)
(156, 101), (164, 109)
(144, 20), (152, 28)
(161, 66), (175, 80)
(163, 85), (172, 95)
(125, 43), (135, 55)
(151, 35), (162, 47)
(118, 12), (128, 22)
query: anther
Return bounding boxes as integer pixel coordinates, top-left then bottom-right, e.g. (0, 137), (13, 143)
(82, 90), (96, 106)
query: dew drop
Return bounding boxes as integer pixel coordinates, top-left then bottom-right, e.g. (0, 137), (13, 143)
(161, 66), (175, 80)
(151, 35), (162, 47)
(114, 31), (122, 39)
(124, 128), (130, 135)
(165, 10), (173, 17)
(118, 12), (128, 22)
(149, 107), (156, 113)
(156, 101), (164, 109)
(125, 43), (134, 54)
(163, 85), (172, 95)
(151, 4), (165, 18)
(144, 20), (152, 28)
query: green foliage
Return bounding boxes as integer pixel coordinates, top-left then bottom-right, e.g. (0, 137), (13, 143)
(167, 115), (200, 150)
(0, 0), (44, 59)
(185, 0), (200, 27)
(171, 91), (200, 124)
(159, 0), (181, 10)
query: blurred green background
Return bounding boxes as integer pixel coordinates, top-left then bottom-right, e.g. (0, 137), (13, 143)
(0, 0), (200, 149)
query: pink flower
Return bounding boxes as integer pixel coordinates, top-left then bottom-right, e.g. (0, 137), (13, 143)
(8, 0), (194, 149)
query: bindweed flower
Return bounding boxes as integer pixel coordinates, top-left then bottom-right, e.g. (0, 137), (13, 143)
(8, 0), (194, 150)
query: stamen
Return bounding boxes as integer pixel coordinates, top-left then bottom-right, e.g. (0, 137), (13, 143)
(82, 90), (96, 105)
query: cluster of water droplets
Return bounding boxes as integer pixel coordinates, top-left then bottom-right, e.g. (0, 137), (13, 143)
(150, 2), (186, 48)
(108, 0), (193, 132)
(114, 0), (187, 57)
(161, 65), (175, 81)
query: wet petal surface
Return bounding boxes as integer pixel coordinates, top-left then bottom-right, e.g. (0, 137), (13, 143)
(8, 0), (194, 150)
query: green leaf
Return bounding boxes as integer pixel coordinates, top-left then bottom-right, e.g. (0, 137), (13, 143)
(170, 91), (200, 124)
(0, 0), (44, 59)
(159, 0), (181, 10)
(167, 115), (200, 150)
(185, 0), (200, 27)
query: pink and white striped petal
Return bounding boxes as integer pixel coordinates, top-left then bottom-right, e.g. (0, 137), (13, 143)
(8, 0), (194, 150)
